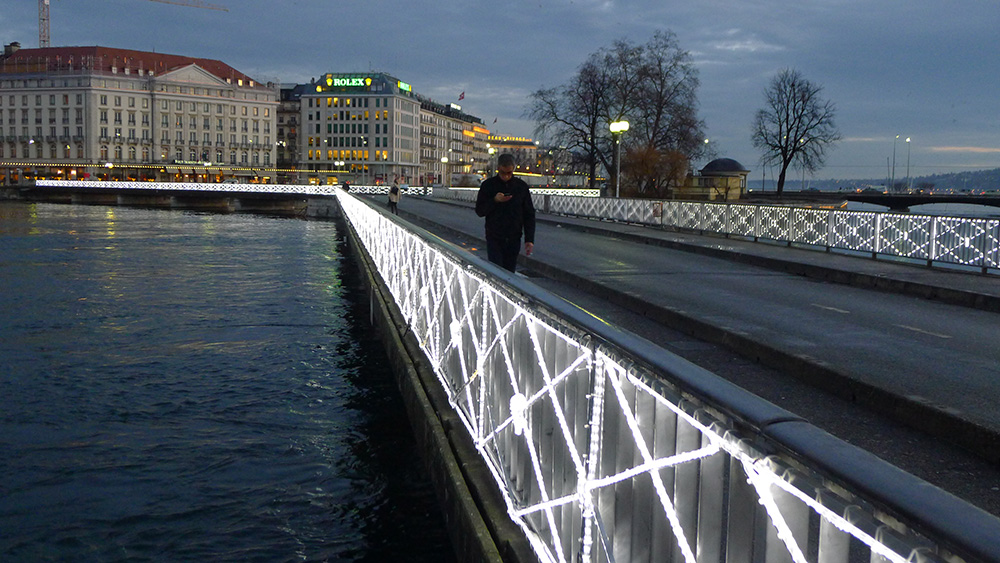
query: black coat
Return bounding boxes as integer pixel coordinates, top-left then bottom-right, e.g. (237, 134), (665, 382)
(475, 175), (536, 243)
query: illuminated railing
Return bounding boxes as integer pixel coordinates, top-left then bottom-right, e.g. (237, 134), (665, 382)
(35, 179), (340, 195)
(346, 184), (433, 196)
(337, 188), (1000, 563)
(544, 196), (1000, 272)
(435, 187), (601, 201)
(32, 179), (435, 198)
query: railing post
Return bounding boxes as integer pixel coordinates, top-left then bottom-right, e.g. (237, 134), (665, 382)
(873, 213), (882, 259)
(981, 220), (992, 274)
(928, 216), (938, 268)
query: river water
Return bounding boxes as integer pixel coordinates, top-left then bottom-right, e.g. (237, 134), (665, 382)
(0, 201), (455, 562)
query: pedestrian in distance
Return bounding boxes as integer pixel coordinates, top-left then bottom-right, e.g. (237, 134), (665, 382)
(388, 179), (401, 215)
(475, 153), (536, 273)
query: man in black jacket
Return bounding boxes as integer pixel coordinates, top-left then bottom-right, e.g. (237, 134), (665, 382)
(475, 153), (536, 272)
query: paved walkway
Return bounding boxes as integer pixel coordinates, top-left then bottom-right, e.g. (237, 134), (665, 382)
(418, 194), (1000, 310)
(395, 195), (1000, 466)
(418, 195), (1000, 312)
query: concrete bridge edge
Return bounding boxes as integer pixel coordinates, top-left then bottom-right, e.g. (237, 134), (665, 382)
(338, 207), (539, 563)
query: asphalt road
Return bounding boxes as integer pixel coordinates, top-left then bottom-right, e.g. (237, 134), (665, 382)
(380, 194), (1000, 518)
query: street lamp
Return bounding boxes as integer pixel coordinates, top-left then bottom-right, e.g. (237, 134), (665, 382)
(891, 134), (899, 193)
(609, 120), (629, 197)
(905, 137), (912, 192)
(441, 157), (449, 188)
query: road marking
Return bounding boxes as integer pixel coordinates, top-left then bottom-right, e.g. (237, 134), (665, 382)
(811, 303), (851, 314)
(895, 324), (952, 339)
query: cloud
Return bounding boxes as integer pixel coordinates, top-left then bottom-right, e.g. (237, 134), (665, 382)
(930, 147), (1000, 154)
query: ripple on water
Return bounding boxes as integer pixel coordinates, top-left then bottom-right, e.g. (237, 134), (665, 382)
(0, 202), (454, 562)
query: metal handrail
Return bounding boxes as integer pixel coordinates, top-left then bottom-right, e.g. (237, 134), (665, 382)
(337, 188), (1000, 563)
(538, 195), (1000, 273)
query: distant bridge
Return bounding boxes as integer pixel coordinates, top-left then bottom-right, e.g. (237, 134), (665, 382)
(844, 193), (1000, 211)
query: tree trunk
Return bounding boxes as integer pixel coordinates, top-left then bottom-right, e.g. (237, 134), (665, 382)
(776, 163), (790, 195)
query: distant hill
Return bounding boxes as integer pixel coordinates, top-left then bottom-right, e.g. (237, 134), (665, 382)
(747, 167), (1000, 193)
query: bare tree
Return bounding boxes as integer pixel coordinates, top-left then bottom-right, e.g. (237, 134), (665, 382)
(629, 31), (706, 194)
(752, 69), (841, 195)
(528, 30), (705, 194)
(528, 56), (612, 189)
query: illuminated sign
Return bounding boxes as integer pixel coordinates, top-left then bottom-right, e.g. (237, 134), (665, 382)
(331, 77), (370, 87)
(317, 75), (373, 91)
(397, 81), (412, 92)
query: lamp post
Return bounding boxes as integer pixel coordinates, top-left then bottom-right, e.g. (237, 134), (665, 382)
(891, 134), (899, 193)
(441, 157), (449, 188)
(905, 137), (911, 192)
(609, 120), (629, 198)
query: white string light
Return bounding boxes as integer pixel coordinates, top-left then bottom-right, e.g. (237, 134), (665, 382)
(337, 189), (949, 563)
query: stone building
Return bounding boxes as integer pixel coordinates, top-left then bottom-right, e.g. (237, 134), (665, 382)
(0, 43), (277, 183)
(677, 158), (750, 201)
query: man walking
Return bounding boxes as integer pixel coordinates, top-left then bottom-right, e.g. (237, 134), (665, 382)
(475, 153), (536, 272)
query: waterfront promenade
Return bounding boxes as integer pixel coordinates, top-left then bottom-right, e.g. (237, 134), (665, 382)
(388, 194), (1000, 517)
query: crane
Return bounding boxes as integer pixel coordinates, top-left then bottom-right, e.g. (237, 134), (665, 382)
(38, 0), (228, 48)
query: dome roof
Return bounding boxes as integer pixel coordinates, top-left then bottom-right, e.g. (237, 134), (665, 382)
(701, 158), (749, 175)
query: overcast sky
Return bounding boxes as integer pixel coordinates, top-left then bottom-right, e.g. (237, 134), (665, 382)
(3, 0), (998, 180)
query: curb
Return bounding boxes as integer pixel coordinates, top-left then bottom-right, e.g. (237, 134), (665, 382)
(418, 196), (1000, 314)
(538, 216), (1000, 314)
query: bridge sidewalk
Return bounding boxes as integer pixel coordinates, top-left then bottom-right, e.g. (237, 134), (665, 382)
(392, 194), (1000, 517)
(431, 195), (1000, 313)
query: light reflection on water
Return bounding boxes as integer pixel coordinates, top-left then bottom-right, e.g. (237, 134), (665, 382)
(0, 201), (454, 562)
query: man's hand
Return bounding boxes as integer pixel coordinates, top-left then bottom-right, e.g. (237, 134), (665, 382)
(494, 192), (513, 203)
(524, 242), (534, 256)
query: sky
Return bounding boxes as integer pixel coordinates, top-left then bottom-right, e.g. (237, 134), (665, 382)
(2, 0), (999, 180)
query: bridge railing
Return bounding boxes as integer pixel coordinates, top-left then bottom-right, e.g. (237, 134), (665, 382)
(32, 179), (437, 197)
(336, 188), (1000, 563)
(543, 196), (1000, 273)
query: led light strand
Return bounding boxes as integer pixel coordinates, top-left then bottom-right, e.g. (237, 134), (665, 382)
(338, 190), (928, 563)
(605, 365), (698, 563)
(742, 460), (811, 563)
(744, 458), (912, 563)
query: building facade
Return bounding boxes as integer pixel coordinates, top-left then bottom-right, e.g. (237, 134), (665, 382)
(292, 72), (492, 187)
(0, 43), (277, 182)
(678, 158), (749, 201)
(1, 44), (513, 187)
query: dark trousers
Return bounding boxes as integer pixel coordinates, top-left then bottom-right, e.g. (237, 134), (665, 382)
(486, 236), (521, 272)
